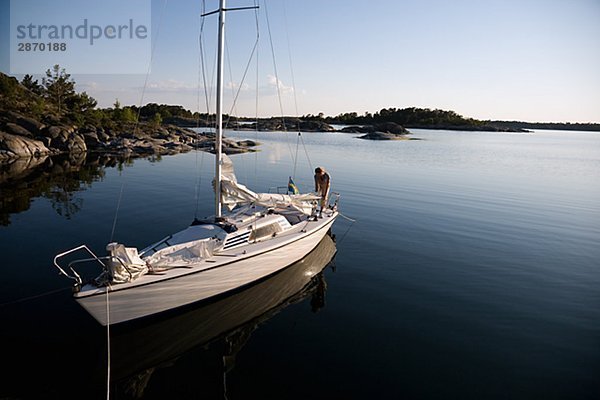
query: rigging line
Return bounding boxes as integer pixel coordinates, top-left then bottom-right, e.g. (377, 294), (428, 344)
(226, 36), (259, 186)
(109, 180), (125, 242)
(0, 287), (69, 308)
(195, 1), (209, 219)
(292, 132), (300, 180)
(194, 147), (206, 219)
(225, 38), (259, 129)
(222, 10), (259, 186)
(199, 0), (211, 118)
(263, 0), (296, 166)
(299, 132), (314, 171)
(199, 0), (218, 130)
(281, 0), (300, 119)
(109, 0), (167, 242)
(224, 37), (237, 130)
(198, 0), (208, 124)
(253, 0), (260, 189)
(223, 0), (260, 135)
(134, 0), (168, 130)
(283, 0), (315, 183)
(282, 0), (301, 181)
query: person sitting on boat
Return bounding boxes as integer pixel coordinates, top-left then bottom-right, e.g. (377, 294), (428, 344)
(314, 167), (330, 217)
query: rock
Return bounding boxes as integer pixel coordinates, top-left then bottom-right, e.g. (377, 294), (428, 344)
(97, 129), (111, 142)
(0, 131), (51, 158)
(16, 116), (45, 135)
(35, 136), (52, 148)
(5, 122), (33, 138)
(80, 124), (96, 134)
(43, 114), (61, 125)
(340, 125), (373, 134)
(82, 131), (103, 149)
(236, 139), (259, 147)
(44, 126), (65, 139)
(341, 122), (409, 135)
(357, 131), (411, 140)
(47, 128), (87, 153)
(68, 133), (87, 153)
(373, 122), (409, 134)
(6, 111), (23, 121)
(298, 120), (335, 132)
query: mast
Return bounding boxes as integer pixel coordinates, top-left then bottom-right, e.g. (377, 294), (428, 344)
(215, 0), (226, 218)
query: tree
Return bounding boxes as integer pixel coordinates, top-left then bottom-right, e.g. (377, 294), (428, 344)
(152, 112), (163, 127)
(42, 64), (75, 114)
(0, 73), (19, 98)
(121, 107), (137, 122)
(65, 91), (97, 114)
(111, 99), (137, 122)
(64, 91), (98, 124)
(21, 74), (43, 94)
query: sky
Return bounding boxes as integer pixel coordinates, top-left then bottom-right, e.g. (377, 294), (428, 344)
(1, 0), (599, 123)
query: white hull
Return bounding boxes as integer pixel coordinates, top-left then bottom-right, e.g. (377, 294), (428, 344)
(110, 233), (336, 380)
(75, 212), (336, 325)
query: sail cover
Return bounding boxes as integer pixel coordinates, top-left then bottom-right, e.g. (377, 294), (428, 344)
(220, 155), (320, 215)
(106, 243), (149, 283)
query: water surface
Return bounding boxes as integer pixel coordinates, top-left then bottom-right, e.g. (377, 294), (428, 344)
(1, 129), (598, 399)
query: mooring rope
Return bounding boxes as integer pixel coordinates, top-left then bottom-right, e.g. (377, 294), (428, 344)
(106, 285), (111, 400)
(335, 212), (356, 245)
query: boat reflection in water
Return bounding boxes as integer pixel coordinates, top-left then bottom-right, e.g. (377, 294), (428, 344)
(110, 233), (337, 397)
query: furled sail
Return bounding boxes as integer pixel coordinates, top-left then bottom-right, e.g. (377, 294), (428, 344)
(106, 243), (149, 283)
(220, 155), (320, 215)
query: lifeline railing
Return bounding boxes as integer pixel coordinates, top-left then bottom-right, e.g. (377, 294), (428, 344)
(53, 245), (109, 288)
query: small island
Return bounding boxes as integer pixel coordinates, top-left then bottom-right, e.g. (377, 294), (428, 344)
(338, 122), (417, 140)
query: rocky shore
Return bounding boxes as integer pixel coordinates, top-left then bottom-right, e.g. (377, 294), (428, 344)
(0, 112), (258, 160)
(0, 71), (258, 161)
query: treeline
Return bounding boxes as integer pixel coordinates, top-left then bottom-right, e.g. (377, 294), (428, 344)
(487, 120), (600, 132)
(327, 107), (487, 128)
(318, 108), (600, 132)
(0, 65), (202, 129)
(322, 107), (510, 131)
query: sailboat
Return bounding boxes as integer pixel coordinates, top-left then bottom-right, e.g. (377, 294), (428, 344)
(52, 0), (339, 326)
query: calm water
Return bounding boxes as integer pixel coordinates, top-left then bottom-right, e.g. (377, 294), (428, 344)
(0, 129), (598, 399)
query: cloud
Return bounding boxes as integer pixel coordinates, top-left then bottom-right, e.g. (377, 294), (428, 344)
(226, 81), (250, 91)
(145, 79), (198, 93)
(267, 74), (294, 94)
(77, 81), (99, 91)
